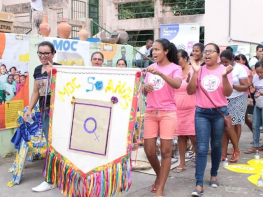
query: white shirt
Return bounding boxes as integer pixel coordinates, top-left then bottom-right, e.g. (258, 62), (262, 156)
(228, 63), (248, 99)
(4, 83), (16, 101)
(135, 45), (151, 60)
(0, 74), (8, 90)
(253, 74), (263, 108)
(30, 0), (43, 11)
(249, 57), (259, 68)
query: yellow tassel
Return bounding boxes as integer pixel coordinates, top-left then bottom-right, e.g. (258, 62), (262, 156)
(119, 164), (122, 195)
(88, 174), (93, 196)
(108, 167), (112, 197)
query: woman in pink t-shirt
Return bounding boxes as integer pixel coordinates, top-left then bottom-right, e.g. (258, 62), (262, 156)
(143, 38), (182, 196)
(173, 49), (196, 173)
(187, 43), (233, 197)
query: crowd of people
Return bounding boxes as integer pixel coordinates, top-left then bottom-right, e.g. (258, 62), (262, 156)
(133, 40), (263, 197)
(22, 39), (263, 197)
(0, 64), (28, 104)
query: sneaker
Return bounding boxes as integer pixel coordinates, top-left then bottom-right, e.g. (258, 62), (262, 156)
(191, 189), (204, 196)
(32, 181), (55, 192)
(210, 180), (219, 188)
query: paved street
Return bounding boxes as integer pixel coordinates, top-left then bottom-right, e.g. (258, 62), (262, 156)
(1, 121), (263, 197)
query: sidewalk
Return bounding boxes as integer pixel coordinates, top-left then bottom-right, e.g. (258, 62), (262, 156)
(1, 124), (263, 197)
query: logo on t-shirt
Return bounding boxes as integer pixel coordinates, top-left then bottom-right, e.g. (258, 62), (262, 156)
(148, 74), (165, 91)
(202, 75), (220, 92)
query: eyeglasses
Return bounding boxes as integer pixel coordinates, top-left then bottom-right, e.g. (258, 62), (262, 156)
(37, 52), (52, 57)
(203, 50), (217, 54)
(92, 58), (103, 61)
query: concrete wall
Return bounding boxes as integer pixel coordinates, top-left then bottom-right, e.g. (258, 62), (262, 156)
(0, 0), (2, 11)
(0, 129), (16, 156)
(2, 0), (27, 6)
(204, 0), (263, 46)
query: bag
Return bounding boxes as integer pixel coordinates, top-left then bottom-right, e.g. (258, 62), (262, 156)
(199, 68), (232, 130)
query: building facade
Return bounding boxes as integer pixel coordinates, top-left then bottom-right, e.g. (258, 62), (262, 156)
(1, 0), (263, 47)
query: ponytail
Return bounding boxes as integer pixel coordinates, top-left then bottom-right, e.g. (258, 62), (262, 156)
(168, 42), (179, 64)
(155, 38), (179, 65)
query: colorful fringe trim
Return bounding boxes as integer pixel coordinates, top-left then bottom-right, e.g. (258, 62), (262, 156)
(43, 149), (132, 197)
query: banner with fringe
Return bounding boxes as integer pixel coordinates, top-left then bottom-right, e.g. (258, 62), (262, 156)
(44, 66), (141, 197)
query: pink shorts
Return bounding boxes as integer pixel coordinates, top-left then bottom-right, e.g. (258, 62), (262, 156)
(144, 110), (177, 139)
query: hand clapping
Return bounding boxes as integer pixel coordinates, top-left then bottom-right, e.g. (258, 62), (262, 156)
(190, 57), (201, 73)
(222, 65), (233, 76)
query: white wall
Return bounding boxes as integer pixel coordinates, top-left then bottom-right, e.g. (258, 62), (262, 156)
(205, 0), (263, 46)
(2, 0), (28, 6)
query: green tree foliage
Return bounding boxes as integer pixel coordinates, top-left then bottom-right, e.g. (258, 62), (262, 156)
(162, 0), (205, 16)
(118, 1), (154, 20)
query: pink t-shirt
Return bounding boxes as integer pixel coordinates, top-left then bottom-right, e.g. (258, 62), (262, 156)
(196, 64), (233, 108)
(145, 62), (182, 110)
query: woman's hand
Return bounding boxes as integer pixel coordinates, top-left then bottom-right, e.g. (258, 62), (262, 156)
(146, 67), (161, 76)
(23, 109), (32, 122)
(249, 86), (256, 93)
(144, 83), (154, 93)
(190, 58), (201, 73)
(186, 72), (191, 83)
(255, 92), (261, 98)
(46, 61), (53, 76)
(222, 65), (233, 76)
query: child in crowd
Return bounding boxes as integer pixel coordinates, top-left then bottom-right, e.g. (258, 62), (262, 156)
(14, 74), (22, 94)
(9, 66), (17, 75)
(20, 75), (26, 86)
(4, 74), (16, 101)
(0, 64), (8, 104)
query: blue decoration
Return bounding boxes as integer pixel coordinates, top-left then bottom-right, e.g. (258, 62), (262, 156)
(95, 81), (103, 91)
(86, 77), (95, 92)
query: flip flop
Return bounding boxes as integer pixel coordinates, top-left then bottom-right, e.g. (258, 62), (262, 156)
(173, 167), (186, 173)
(150, 183), (159, 193)
(244, 148), (258, 154)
